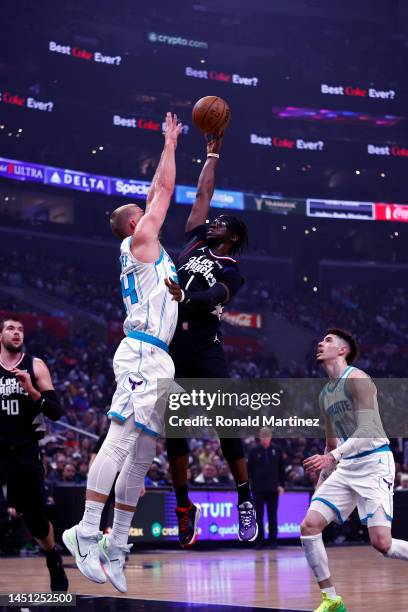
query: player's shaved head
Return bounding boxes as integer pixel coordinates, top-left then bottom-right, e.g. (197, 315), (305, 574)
(110, 203), (144, 240)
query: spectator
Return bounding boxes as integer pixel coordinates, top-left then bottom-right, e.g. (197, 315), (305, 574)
(145, 463), (167, 488)
(48, 454), (67, 482)
(75, 462), (89, 484)
(396, 474), (408, 491)
(61, 463), (77, 482)
(217, 464), (233, 486)
(194, 464), (219, 486)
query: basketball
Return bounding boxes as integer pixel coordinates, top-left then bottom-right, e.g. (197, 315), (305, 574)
(192, 96), (230, 133)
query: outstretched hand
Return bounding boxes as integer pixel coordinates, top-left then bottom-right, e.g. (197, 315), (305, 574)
(163, 112), (183, 148)
(205, 131), (224, 155)
(165, 278), (184, 301)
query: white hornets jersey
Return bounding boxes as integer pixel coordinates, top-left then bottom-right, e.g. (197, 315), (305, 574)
(119, 236), (178, 346)
(322, 365), (388, 453)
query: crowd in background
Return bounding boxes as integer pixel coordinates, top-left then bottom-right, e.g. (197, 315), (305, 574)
(1, 247), (408, 498)
(3, 268), (404, 496)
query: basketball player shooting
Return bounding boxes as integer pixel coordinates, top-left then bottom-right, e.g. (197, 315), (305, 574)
(0, 318), (68, 591)
(164, 128), (257, 548)
(63, 113), (182, 593)
(300, 328), (408, 612)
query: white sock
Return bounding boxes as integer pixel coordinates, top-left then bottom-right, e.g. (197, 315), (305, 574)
(78, 500), (105, 536)
(385, 538), (408, 561)
(110, 507), (134, 546)
(322, 587), (337, 599)
(300, 534), (330, 582)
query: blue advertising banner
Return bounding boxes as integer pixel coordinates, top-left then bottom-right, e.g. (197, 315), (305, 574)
(44, 166), (110, 194)
(0, 156), (400, 222)
(110, 177), (151, 198)
(176, 184), (245, 210)
(0, 157), (45, 183)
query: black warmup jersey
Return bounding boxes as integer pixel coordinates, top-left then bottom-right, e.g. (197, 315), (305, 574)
(175, 224), (243, 336)
(0, 354), (46, 444)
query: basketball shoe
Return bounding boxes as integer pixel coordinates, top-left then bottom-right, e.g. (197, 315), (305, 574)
(62, 525), (106, 584)
(176, 503), (201, 548)
(237, 501), (258, 542)
(315, 592), (347, 611)
(99, 533), (132, 592)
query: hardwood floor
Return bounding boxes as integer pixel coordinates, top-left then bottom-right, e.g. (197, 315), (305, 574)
(0, 546), (406, 611)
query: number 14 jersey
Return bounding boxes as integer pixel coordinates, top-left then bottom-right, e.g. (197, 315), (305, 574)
(120, 236), (178, 347)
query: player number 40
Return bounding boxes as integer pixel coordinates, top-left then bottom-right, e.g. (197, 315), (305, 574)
(1, 399), (19, 416)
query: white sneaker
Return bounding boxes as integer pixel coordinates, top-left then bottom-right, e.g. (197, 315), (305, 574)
(62, 525), (106, 584)
(98, 534), (132, 593)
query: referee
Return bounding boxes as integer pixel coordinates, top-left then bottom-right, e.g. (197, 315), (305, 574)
(0, 317), (68, 591)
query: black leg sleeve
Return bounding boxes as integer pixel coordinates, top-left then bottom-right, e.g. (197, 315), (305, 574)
(220, 437), (245, 463)
(166, 437), (190, 460)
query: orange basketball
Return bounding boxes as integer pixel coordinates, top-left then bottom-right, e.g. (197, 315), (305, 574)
(192, 96), (230, 133)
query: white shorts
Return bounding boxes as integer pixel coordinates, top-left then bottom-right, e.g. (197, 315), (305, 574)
(108, 336), (175, 437)
(310, 448), (394, 529)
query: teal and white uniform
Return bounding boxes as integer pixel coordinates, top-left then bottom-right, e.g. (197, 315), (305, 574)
(310, 366), (394, 528)
(108, 236), (178, 436)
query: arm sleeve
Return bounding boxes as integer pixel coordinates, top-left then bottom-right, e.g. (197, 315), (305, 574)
(34, 390), (62, 421)
(183, 282), (229, 311)
(219, 267), (244, 302)
(330, 410), (377, 461)
(183, 266), (243, 311)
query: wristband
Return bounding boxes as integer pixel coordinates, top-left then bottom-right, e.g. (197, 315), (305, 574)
(179, 289), (186, 302)
(207, 153), (220, 159)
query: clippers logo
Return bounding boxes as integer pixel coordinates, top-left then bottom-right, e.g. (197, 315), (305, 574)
(179, 255), (217, 287)
(0, 376), (27, 397)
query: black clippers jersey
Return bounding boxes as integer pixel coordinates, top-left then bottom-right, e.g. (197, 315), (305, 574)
(176, 225), (243, 333)
(0, 354), (45, 444)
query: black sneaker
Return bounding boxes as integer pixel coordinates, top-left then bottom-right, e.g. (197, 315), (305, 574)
(176, 503), (201, 548)
(47, 550), (69, 591)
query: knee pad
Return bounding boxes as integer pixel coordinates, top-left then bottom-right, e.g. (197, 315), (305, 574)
(115, 432), (156, 507)
(100, 418), (140, 469)
(220, 438), (245, 463)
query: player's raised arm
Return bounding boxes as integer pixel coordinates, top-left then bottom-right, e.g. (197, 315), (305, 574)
(185, 133), (223, 232)
(145, 114), (179, 213)
(132, 112), (182, 262)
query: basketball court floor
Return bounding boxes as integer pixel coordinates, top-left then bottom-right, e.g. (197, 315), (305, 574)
(1, 545), (407, 611)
